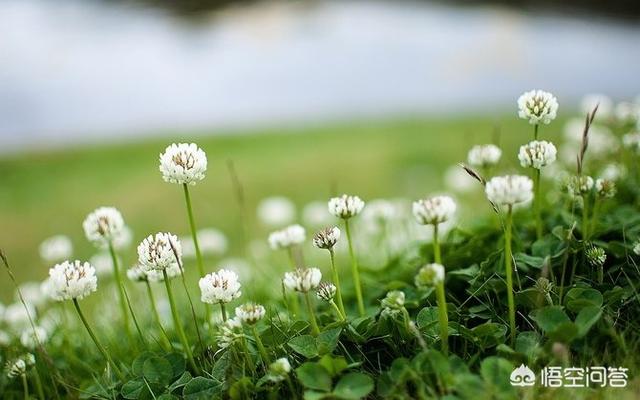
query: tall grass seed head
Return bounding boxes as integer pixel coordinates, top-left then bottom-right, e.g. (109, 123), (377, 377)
(586, 246), (606, 267)
(159, 143), (207, 185)
(415, 263), (445, 287)
(235, 302), (266, 325)
(137, 232), (181, 271)
(316, 282), (337, 302)
(48, 260), (98, 301)
(313, 226), (340, 250)
(199, 269), (242, 304)
(328, 194), (365, 219)
(268, 224), (306, 250)
(412, 195), (456, 225)
(268, 358), (292, 382)
(39, 235), (73, 263)
(467, 144), (502, 168)
(82, 207), (125, 246)
(518, 140), (557, 169)
(595, 179), (616, 198)
(517, 89), (559, 125)
(283, 267), (322, 293)
(485, 175), (533, 206)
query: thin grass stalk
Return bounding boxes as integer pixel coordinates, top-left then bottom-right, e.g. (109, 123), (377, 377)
(304, 292), (320, 335)
(344, 219), (365, 316)
(162, 270), (198, 373)
(145, 281), (172, 351)
(32, 368), (45, 400)
(328, 249), (346, 316)
(240, 336), (256, 375)
(251, 326), (271, 368)
(505, 205), (517, 347)
(286, 249), (300, 317)
(72, 299), (125, 381)
(122, 284), (147, 348)
(107, 242), (132, 342)
(432, 223), (448, 355)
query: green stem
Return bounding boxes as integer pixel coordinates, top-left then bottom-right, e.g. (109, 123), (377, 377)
(251, 326), (270, 367)
(435, 281), (448, 355)
(286, 376), (299, 400)
(304, 292), (320, 335)
(22, 374), (29, 400)
(330, 300), (346, 321)
(162, 270), (198, 373)
(345, 219), (365, 316)
(220, 302), (227, 322)
(72, 299), (125, 381)
(582, 195), (590, 240)
(287, 249), (301, 318)
(107, 242), (132, 342)
(240, 336), (256, 375)
(145, 281), (172, 351)
(433, 224), (442, 264)
(534, 124), (539, 140)
(505, 206), (517, 347)
(329, 250), (346, 316)
(590, 198), (600, 236)
(534, 169), (542, 240)
(32, 367), (44, 400)
(598, 265), (604, 285)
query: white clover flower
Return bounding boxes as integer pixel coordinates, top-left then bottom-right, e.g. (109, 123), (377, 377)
(328, 194), (365, 219)
(622, 132), (640, 154)
(634, 241), (640, 256)
(518, 140), (557, 169)
(485, 175), (533, 206)
(4, 303), (35, 332)
(381, 290), (405, 310)
(126, 265), (149, 282)
(517, 89), (559, 125)
(268, 358), (292, 382)
(137, 232), (181, 272)
(257, 197), (296, 227)
(89, 252), (116, 277)
(615, 102), (640, 123)
(48, 260), (98, 301)
(16, 282), (48, 308)
(217, 316), (243, 349)
(199, 269), (242, 304)
(268, 224), (306, 250)
(415, 263), (445, 287)
(6, 358), (27, 379)
(467, 144), (502, 168)
(159, 143), (207, 185)
(146, 263), (181, 282)
(580, 94), (613, 120)
(586, 246), (606, 268)
(362, 199), (397, 223)
(283, 268), (322, 293)
(235, 303), (266, 325)
(443, 165), (476, 194)
(567, 175), (594, 197)
(595, 179), (616, 199)
(82, 207), (125, 247)
(197, 228), (228, 256)
(316, 282), (337, 302)
(313, 227), (341, 250)
(39, 235), (73, 263)
(302, 201), (334, 227)
(20, 326), (48, 349)
(0, 330), (10, 347)
(412, 195), (456, 225)
(599, 164), (626, 181)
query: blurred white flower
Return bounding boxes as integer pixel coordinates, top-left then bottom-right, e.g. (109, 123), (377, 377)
(146, 263), (181, 282)
(467, 144), (502, 168)
(381, 290), (405, 310)
(268, 358), (292, 382)
(257, 196), (296, 227)
(595, 179), (616, 198)
(126, 265), (149, 282)
(216, 316), (243, 349)
(599, 163), (626, 181)
(328, 194), (365, 219)
(313, 227), (341, 250)
(0, 302), (5, 321)
(517, 90), (559, 125)
(48, 260), (98, 301)
(283, 268), (322, 293)
(235, 302), (265, 325)
(20, 326), (48, 349)
(15, 282), (48, 308)
(485, 175), (533, 206)
(268, 224), (306, 250)
(622, 132), (640, 154)
(38, 235), (73, 263)
(316, 282), (337, 302)
(82, 207), (125, 247)
(217, 258), (252, 281)
(561, 119), (618, 161)
(89, 252), (115, 276)
(580, 94), (613, 119)
(137, 232), (181, 272)
(106, 225), (133, 251)
(197, 228), (228, 256)
(615, 101), (640, 123)
(567, 175), (594, 197)
(443, 165), (476, 194)
(302, 201), (333, 227)
(633, 241), (640, 256)
(4, 303), (36, 332)
(159, 143), (207, 185)
(412, 195), (456, 225)
(518, 140), (557, 169)
(6, 357), (28, 379)
(362, 199), (396, 222)
(199, 269), (242, 304)
(415, 263), (445, 287)
(0, 330), (10, 346)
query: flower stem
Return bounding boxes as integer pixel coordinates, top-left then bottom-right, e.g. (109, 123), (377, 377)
(251, 326), (270, 367)
(330, 300), (346, 321)
(598, 264), (604, 285)
(32, 367), (44, 400)
(435, 281), (448, 355)
(220, 302), (227, 322)
(504, 206), (517, 347)
(582, 195), (590, 240)
(240, 336), (256, 375)
(329, 250), (346, 316)
(344, 219), (365, 316)
(72, 299), (124, 381)
(304, 292), (320, 335)
(433, 224), (442, 264)
(286, 249), (300, 318)
(534, 123), (539, 140)
(107, 242), (132, 342)
(162, 270), (198, 374)
(145, 281), (172, 351)
(21, 374), (29, 400)
(534, 169), (542, 240)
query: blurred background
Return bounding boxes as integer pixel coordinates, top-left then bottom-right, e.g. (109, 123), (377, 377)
(1, 0), (639, 301)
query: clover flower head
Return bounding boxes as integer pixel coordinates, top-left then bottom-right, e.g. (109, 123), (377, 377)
(567, 175), (594, 197)
(257, 196), (296, 227)
(328, 194), (365, 219)
(381, 290), (405, 310)
(268, 224), (306, 250)
(6, 357), (29, 379)
(20, 326), (48, 349)
(517, 89), (559, 125)
(268, 358), (292, 382)
(518, 140), (557, 169)
(145, 263), (181, 282)
(283, 268), (322, 293)
(622, 132), (640, 154)
(415, 263), (445, 287)
(4, 303), (35, 331)
(302, 201), (334, 227)
(534, 277), (554, 295)
(196, 228), (228, 256)
(586, 246), (606, 268)
(17, 281), (48, 308)
(126, 265), (149, 282)
(595, 179), (616, 199)
(412, 195), (456, 225)
(616, 102), (640, 123)
(0, 330), (10, 347)
(485, 175), (533, 206)
(48, 260), (98, 301)
(82, 207), (125, 246)
(634, 241), (640, 256)
(316, 282), (337, 302)
(467, 144), (502, 168)
(313, 227), (341, 250)
(159, 143), (207, 185)
(235, 303), (265, 325)
(599, 164), (626, 182)
(216, 316), (243, 349)
(137, 232), (181, 271)
(199, 269), (242, 304)
(39, 235), (73, 263)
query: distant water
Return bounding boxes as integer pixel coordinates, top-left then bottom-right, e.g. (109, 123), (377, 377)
(1, 0), (639, 152)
